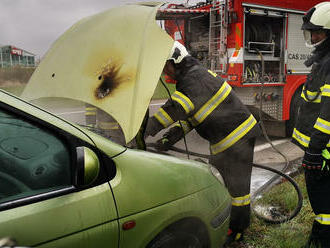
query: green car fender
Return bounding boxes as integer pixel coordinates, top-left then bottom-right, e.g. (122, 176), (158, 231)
(117, 184), (231, 248)
(110, 148), (229, 219)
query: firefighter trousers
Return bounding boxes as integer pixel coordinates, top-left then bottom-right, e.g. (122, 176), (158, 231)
(209, 138), (255, 232)
(305, 165), (330, 247)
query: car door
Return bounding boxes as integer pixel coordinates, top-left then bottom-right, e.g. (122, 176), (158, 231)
(0, 104), (119, 248)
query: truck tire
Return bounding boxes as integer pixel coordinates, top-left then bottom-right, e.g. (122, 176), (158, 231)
(286, 87), (303, 137)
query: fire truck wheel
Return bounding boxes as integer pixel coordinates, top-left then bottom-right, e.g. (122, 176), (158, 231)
(286, 87), (303, 137)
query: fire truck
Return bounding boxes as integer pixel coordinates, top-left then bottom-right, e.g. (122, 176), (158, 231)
(156, 0), (325, 136)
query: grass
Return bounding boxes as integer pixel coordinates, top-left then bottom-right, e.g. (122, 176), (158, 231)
(152, 78), (176, 99)
(0, 84), (26, 96)
(228, 173), (314, 248)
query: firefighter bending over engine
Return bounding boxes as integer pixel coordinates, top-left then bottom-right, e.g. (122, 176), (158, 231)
(145, 41), (261, 246)
(85, 104), (125, 145)
(292, 2), (330, 248)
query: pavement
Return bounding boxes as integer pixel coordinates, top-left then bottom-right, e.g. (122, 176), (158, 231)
(254, 137), (303, 165)
(251, 137), (304, 194)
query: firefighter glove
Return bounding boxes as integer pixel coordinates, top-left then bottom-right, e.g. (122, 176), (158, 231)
(155, 137), (171, 151)
(321, 149), (330, 172)
(302, 150), (323, 170)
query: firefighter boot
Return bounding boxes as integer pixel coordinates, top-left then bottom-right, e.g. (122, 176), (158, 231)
(304, 224), (330, 248)
(303, 237), (330, 248)
(223, 229), (244, 247)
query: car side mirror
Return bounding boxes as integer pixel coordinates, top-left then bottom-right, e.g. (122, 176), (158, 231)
(75, 147), (100, 187)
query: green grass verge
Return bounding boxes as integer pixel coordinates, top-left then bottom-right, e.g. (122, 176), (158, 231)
(228, 173), (314, 248)
(152, 79), (176, 99)
(0, 84), (26, 96)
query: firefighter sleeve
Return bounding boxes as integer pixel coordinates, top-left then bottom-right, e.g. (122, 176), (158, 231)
(309, 63), (330, 152)
(145, 91), (195, 137)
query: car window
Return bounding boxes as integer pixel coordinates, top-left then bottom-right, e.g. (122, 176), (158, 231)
(0, 108), (71, 204)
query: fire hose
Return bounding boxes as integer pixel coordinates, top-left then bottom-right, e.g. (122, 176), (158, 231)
(146, 143), (303, 224)
(146, 50), (304, 224)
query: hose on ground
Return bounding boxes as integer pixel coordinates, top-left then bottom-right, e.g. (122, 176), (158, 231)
(146, 142), (303, 224)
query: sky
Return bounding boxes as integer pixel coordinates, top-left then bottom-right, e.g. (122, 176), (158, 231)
(0, 0), (202, 58)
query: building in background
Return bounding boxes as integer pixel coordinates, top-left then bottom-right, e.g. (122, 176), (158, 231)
(0, 45), (36, 68)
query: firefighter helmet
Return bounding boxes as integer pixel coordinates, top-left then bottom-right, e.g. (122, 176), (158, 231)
(167, 41), (189, 64)
(302, 2), (330, 47)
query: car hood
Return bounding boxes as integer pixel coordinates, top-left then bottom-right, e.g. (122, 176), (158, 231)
(21, 2), (173, 143)
(109, 148), (225, 218)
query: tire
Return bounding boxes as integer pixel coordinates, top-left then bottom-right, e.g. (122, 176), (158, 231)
(147, 231), (203, 248)
(286, 87), (303, 137)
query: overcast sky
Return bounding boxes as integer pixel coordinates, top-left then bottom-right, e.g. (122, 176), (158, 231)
(0, 0), (202, 58)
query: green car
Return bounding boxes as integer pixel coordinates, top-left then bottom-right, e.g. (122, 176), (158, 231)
(0, 89), (230, 247)
(0, 3), (231, 247)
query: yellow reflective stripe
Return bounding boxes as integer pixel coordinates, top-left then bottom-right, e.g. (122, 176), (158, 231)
(99, 121), (119, 130)
(301, 86), (322, 103)
(208, 69), (218, 77)
(85, 107), (97, 111)
(154, 108), (174, 128)
(190, 82), (232, 127)
(292, 128), (310, 148)
(211, 114), (257, 154)
(174, 121), (192, 135)
(232, 194), (251, 207)
(234, 233), (242, 241)
(85, 107), (97, 116)
(314, 117), (330, 135)
(293, 128), (330, 148)
(315, 214), (330, 225)
(322, 84), (330, 97)
(172, 91), (195, 114)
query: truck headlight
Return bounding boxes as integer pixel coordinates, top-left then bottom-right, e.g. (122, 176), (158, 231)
(209, 165), (225, 185)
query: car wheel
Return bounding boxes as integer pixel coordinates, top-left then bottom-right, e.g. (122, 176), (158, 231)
(148, 231), (203, 248)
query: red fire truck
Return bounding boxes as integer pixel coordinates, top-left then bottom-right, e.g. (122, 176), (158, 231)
(157, 0), (325, 136)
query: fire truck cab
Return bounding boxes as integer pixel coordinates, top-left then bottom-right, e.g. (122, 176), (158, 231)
(157, 0), (325, 136)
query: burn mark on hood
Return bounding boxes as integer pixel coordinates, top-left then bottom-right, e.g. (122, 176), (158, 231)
(95, 62), (123, 99)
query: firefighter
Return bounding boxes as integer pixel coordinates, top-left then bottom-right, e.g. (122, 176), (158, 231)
(85, 104), (125, 145)
(145, 41), (261, 246)
(291, 2), (330, 247)
(85, 103), (97, 128)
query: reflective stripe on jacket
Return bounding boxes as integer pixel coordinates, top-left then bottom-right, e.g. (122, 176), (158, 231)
(292, 128), (330, 148)
(210, 114), (257, 154)
(292, 49), (330, 151)
(148, 57), (260, 153)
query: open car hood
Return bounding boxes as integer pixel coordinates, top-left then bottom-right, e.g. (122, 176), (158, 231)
(21, 2), (173, 143)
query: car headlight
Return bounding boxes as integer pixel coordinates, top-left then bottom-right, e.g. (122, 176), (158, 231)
(209, 165), (225, 185)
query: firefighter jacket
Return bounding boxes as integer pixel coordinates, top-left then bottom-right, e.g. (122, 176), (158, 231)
(292, 38), (330, 152)
(146, 56), (260, 155)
